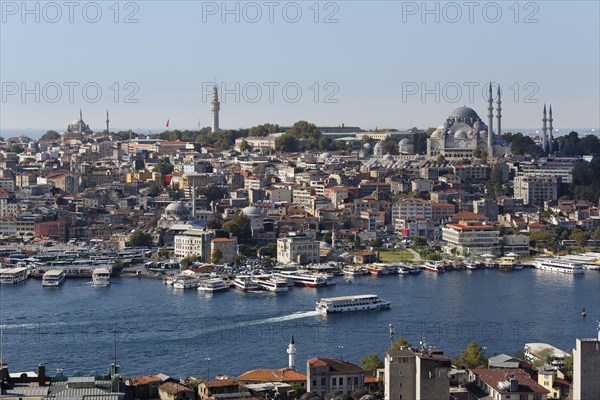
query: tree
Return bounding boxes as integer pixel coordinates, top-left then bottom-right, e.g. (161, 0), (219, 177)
(158, 247), (169, 258)
(532, 348), (555, 368)
(153, 161), (174, 176)
(392, 337), (413, 350)
(456, 341), (488, 369)
(211, 248), (223, 264)
(147, 183), (162, 197)
(249, 123), (280, 137)
(40, 130), (60, 141)
(222, 213), (252, 243)
(275, 132), (298, 152)
(361, 354), (384, 370)
(486, 166), (504, 197)
(413, 237), (427, 247)
(570, 229), (589, 247)
(8, 144), (24, 154)
(290, 383), (306, 399)
(180, 255), (197, 269)
(128, 229), (152, 247)
(239, 140), (250, 153)
(562, 354), (573, 380)
(198, 186), (228, 204)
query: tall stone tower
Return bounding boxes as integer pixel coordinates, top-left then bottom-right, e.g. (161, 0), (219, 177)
(211, 84), (220, 134)
(106, 110), (110, 133)
(487, 83), (494, 157)
(287, 336), (296, 370)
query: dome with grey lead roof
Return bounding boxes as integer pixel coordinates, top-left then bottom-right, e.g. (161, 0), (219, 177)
(241, 206), (265, 218)
(450, 106), (480, 120)
(374, 141), (384, 148)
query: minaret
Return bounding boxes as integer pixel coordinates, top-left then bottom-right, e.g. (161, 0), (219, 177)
(487, 83), (494, 157)
(192, 187), (196, 218)
(287, 336), (296, 370)
(495, 86), (502, 140)
(331, 225), (336, 249)
(78, 108), (83, 134)
(106, 110), (110, 133)
(542, 104), (548, 153)
(548, 105), (554, 153)
(211, 84), (220, 134)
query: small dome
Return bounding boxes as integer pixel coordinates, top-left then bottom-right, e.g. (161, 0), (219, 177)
(320, 241), (332, 249)
(165, 201), (188, 212)
(320, 152), (332, 159)
(362, 143), (372, 149)
(454, 130), (467, 139)
(383, 153), (393, 161)
(399, 138), (410, 144)
(374, 141), (384, 148)
(241, 206), (265, 218)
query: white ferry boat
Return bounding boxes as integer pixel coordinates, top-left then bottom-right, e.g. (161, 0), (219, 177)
(92, 267), (111, 287)
(315, 294), (391, 314)
(0, 267), (28, 285)
(252, 275), (289, 292)
(535, 258), (585, 274)
(366, 263), (390, 276)
(342, 266), (367, 276)
(197, 278), (229, 293)
(275, 271), (327, 287)
(42, 269), (66, 287)
(234, 277), (260, 292)
(173, 276), (200, 289)
(423, 262), (445, 273)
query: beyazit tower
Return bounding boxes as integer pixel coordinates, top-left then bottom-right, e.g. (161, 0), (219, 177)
(211, 84), (220, 134)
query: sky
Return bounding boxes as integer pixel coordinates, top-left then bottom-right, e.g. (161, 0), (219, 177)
(1, 0), (599, 135)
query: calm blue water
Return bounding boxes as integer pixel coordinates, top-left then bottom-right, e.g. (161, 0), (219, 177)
(1, 269), (598, 377)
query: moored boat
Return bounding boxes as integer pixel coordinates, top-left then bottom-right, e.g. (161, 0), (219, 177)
(197, 278), (229, 292)
(92, 267), (111, 287)
(252, 275), (289, 292)
(0, 267), (28, 285)
(234, 276), (260, 291)
(423, 262), (445, 273)
(534, 258), (585, 274)
(366, 263), (390, 276)
(275, 271), (327, 287)
(42, 269), (66, 287)
(172, 275), (200, 289)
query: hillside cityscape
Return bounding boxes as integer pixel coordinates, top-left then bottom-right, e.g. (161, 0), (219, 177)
(2, 1), (600, 400)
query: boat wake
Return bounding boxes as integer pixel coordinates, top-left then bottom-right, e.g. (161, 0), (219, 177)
(237, 310), (320, 328)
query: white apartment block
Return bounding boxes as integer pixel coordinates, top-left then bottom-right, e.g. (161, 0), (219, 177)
(392, 199), (433, 222)
(442, 220), (500, 256)
(174, 229), (215, 261)
(513, 176), (558, 206)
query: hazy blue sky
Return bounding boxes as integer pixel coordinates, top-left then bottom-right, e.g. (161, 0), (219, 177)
(1, 0), (599, 133)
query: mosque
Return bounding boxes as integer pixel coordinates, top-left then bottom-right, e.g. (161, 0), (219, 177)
(65, 109), (93, 135)
(426, 84), (509, 159)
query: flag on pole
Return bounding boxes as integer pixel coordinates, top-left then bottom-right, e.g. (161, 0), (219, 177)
(166, 119), (170, 128)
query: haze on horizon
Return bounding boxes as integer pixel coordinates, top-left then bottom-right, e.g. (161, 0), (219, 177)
(1, 1), (599, 132)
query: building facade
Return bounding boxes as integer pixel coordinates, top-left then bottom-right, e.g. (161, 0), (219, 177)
(307, 358), (364, 398)
(277, 234), (320, 265)
(385, 348), (451, 400)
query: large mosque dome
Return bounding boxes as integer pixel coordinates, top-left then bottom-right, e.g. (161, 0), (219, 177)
(450, 106), (480, 121)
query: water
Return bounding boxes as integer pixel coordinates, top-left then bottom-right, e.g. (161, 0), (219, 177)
(0, 269), (598, 377)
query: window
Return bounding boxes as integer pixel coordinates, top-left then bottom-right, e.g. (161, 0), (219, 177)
(354, 377), (358, 385)
(332, 378), (336, 386)
(321, 378), (326, 386)
(399, 371), (403, 376)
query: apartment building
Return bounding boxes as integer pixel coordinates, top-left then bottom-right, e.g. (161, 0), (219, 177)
(277, 234), (320, 265)
(442, 220), (500, 256)
(513, 176), (558, 206)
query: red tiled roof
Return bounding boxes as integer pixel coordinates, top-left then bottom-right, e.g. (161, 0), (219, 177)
(203, 379), (237, 388)
(470, 368), (549, 394)
(131, 375), (162, 385)
(307, 358), (363, 373)
(237, 368), (306, 382)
